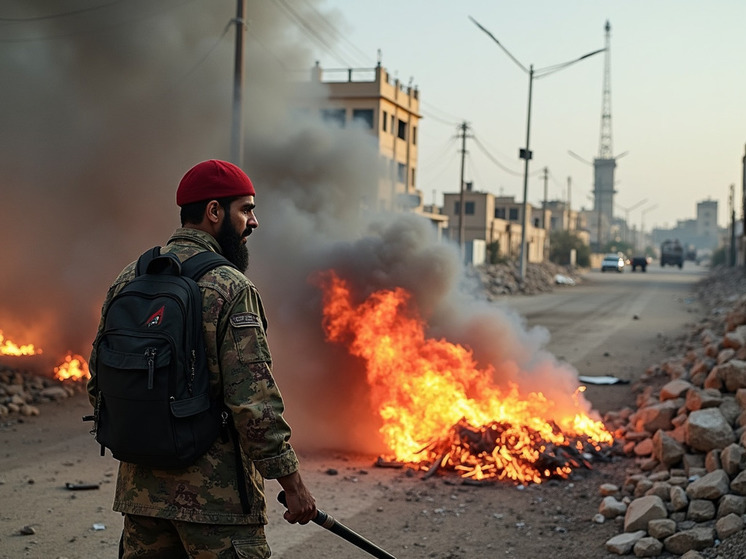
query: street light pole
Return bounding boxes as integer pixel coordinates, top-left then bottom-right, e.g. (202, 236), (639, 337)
(470, 16), (604, 280)
(518, 65), (534, 278)
(616, 198), (647, 247)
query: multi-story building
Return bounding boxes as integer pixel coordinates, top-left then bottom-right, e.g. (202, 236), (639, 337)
(302, 62), (422, 211)
(442, 186), (546, 264)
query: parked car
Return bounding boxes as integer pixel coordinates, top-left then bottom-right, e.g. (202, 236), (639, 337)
(630, 256), (648, 272)
(601, 253), (625, 272)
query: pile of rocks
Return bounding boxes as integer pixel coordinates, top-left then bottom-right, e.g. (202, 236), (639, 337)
(469, 261), (583, 299)
(0, 365), (78, 418)
(597, 266), (746, 557)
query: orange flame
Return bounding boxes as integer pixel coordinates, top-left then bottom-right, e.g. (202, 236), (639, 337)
(54, 353), (90, 382)
(0, 330), (42, 356)
(317, 271), (613, 484)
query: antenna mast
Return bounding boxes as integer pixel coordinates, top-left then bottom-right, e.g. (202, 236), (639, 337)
(598, 20), (613, 158)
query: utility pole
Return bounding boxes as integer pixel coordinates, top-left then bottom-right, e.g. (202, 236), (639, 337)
(562, 177), (575, 231)
(730, 183), (736, 267)
(542, 167), (549, 227)
(742, 145), (746, 270)
(230, 0), (246, 167)
(457, 121), (470, 261)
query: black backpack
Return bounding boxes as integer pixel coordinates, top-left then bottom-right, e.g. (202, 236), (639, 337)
(86, 247), (237, 469)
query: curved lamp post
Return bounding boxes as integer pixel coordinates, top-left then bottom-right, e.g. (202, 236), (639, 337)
(470, 16), (604, 280)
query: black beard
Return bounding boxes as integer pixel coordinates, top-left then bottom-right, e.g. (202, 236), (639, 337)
(216, 218), (250, 272)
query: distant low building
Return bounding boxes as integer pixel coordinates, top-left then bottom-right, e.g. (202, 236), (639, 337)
(652, 198), (722, 252)
(442, 186), (546, 264)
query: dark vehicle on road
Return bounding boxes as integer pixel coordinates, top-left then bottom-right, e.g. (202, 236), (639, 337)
(631, 256), (648, 272)
(660, 239), (684, 268)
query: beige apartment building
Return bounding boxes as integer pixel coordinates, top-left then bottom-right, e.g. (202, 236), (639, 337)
(442, 187), (547, 264)
(302, 64), (418, 208)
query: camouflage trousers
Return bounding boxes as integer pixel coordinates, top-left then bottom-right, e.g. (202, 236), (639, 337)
(119, 514), (271, 559)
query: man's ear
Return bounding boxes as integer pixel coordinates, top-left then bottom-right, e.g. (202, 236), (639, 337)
(205, 200), (221, 224)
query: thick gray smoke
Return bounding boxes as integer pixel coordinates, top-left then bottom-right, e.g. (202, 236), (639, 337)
(0, 1), (585, 454)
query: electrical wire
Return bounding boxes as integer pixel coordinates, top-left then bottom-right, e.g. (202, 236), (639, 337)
(271, 0), (351, 67)
(0, 0), (198, 43)
(471, 135), (523, 177)
(0, 0), (124, 22)
(296, 0), (375, 67)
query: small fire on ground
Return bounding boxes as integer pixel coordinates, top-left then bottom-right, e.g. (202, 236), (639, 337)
(317, 271), (614, 484)
(0, 330), (89, 382)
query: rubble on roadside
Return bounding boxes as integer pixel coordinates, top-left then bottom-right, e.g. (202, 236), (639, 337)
(469, 261), (584, 299)
(0, 366), (80, 419)
(597, 266), (746, 557)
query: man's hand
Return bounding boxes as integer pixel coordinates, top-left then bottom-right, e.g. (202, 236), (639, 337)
(277, 471), (316, 524)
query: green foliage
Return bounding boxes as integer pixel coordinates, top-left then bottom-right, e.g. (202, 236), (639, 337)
(549, 230), (590, 267)
(486, 241), (509, 264)
(711, 246), (727, 267)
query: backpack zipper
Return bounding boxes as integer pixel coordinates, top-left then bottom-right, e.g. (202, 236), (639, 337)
(145, 347), (157, 389)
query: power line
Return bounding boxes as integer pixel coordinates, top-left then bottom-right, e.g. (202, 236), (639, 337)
(296, 0), (374, 67)
(471, 135), (523, 177)
(0, 0), (123, 22)
(0, 0), (198, 43)
(271, 0), (351, 67)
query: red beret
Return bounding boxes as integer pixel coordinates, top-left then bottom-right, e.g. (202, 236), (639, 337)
(176, 159), (255, 206)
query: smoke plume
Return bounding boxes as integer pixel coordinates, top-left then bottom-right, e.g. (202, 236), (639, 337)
(0, 1), (585, 454)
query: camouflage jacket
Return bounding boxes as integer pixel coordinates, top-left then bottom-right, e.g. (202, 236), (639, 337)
(87, 228), (299, 525)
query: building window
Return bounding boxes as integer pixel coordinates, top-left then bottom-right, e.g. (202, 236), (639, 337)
(494, 207), (506, 219)
(321, 108), (345, 128)
(509, 208), (519, 221)
(454, 201), (475, 215)
(397, 162), (406, 183)
(382, 110), (388, 132)
(352, 109), (374, 129)
(410, 167), (415, 187)
(412, 126), (417, 145)
(397, 119), (407, 140)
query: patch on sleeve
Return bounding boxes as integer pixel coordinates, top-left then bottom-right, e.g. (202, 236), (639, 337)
(230, 312), (262, 329)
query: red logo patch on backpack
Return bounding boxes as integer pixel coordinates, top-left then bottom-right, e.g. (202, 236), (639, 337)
(146, 306), (165, 327)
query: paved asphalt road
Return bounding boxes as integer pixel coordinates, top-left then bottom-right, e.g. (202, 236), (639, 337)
(498, 260), (709, 413)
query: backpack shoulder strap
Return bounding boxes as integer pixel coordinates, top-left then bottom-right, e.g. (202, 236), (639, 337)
(181, 251), (238, 281)
(135, 246), (162, 276)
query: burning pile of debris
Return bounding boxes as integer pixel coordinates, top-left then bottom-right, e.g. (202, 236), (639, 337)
(597, 266), (746, 557)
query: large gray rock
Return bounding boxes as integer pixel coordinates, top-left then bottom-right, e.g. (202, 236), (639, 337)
(729, 470), (746, 495)
(663, 527), (715, 554)
(652, 430), (685, 466)
(720, 359), (746, 392)
(720, 442), (746, 475)
(599, 496), (627, 519)
(686, 408), (736, 451)
(715, 512), (744, 539)
(624, 495), (668, 532)
(686, 469), (731, 500)
(717, 494), (746, 517)
(687, 499), (716, 521)
(606, 530), (646, 555)
(633, 536), (664, 557)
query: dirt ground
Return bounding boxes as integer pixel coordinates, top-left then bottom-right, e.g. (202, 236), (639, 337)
(0, 393), (634, 559)
(0, 269), (733, 559)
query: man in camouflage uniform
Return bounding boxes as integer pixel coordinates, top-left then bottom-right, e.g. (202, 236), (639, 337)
(88, 159), (316, 558)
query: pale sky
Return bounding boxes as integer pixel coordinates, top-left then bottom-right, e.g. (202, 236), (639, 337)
(319, 0), (746, 231)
